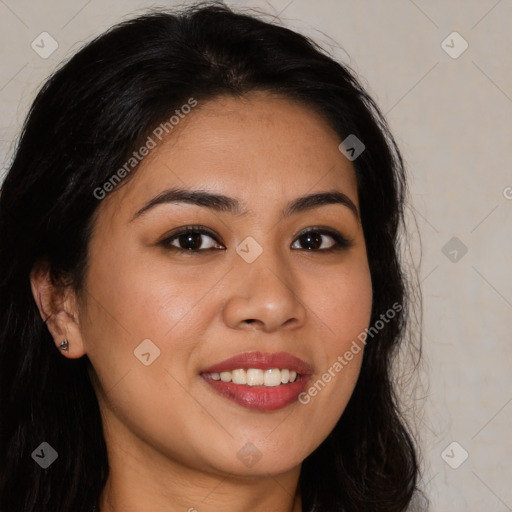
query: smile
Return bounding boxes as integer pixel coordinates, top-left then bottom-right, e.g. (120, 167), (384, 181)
(200, 352), (313, 411)
(205, 368), (299, 386)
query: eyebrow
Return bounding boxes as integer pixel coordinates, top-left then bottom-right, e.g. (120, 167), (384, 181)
(129, 187), (359, 222)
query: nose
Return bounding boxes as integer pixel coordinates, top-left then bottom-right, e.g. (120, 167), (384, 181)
(222, 245), (307, 333)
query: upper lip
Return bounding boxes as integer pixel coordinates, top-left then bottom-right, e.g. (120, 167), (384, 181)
(201, 351), (313, 375)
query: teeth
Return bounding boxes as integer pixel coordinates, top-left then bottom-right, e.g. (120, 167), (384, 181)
(247, 368), (263, 386)
(206, 368), (300, 386)
(264, 368), (281, 387)
(231, 369), (247, 385)
(220, 371), (231, 382)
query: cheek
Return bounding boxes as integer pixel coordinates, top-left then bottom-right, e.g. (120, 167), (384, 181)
(84, 243), (221, 342)
(82, 257), (221, 467)
(308, 256), (373, 348)
(81, 248), (228, 410)
(294, 257), (372, 439)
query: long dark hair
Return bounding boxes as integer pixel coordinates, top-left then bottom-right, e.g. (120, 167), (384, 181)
(0, 2), (426, 511)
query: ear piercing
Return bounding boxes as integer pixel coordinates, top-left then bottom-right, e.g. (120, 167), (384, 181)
(59, 339), (69, 351)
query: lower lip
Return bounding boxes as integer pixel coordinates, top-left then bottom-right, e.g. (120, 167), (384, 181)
(201, 374), (311, 411)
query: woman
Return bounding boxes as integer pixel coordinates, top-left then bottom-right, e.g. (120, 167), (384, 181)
(0, 2), (426, 511)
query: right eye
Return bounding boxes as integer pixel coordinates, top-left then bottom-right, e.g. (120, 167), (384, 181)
(160, 225), (225, 253)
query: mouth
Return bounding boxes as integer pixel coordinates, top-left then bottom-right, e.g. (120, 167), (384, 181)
(200, 351), (313, 411)
(204, 367), (301, 386)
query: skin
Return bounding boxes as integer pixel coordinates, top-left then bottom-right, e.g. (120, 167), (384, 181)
(31, 91), (373, 512)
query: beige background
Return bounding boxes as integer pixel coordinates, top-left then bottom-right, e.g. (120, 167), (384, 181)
(1, 1), (511, 510)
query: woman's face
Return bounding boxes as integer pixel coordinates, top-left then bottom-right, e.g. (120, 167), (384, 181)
(79, 91), (372, 478)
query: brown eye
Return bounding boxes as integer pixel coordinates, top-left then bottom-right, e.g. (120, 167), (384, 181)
(292, 228), (352, 252)
(160, 225), (352, 254)
(160, 226), (224, 252)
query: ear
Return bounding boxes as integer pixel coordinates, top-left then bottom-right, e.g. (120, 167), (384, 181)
(30, 262), (86, 359)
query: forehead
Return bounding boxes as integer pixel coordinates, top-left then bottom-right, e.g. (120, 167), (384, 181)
(100, 91), (358, 220)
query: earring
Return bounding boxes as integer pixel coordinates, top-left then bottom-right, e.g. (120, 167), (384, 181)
(59, 339), (69, 351)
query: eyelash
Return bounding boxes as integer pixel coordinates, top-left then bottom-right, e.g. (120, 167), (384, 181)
(159, 224), (353, 254)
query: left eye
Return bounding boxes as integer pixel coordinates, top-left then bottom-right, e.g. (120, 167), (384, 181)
(291, 228), (350, 251)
